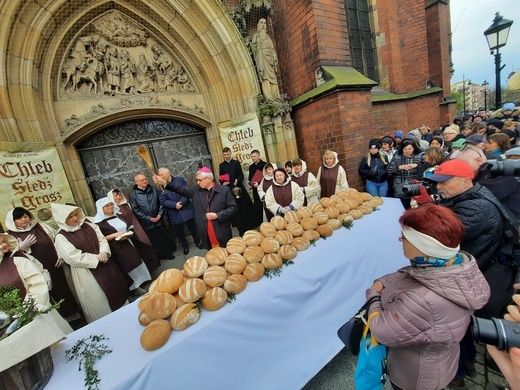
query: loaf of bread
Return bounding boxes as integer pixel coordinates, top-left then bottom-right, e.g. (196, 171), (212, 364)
(292, 236), (311, 251)
(203, 265), (228, 287)
(260, 237), (280, 253)
(297, 206), (313, 219)
(270, 215), (287, 230)
(140, 319), (171, 351)
(348, 209), (364, 219)
(330, 194), (344, 204)
(316, 224), (333, 237)
(320, 197), (336, 208)
(302, 229), (320, 243)
(156, 268), (184, 294)
(178, 278), (207, 303)
(261, 253), (283, 269)
(138, 311), (154, 327)
(347, 188), (359, 197)
(327, 219), (342, 230)
(148, 292), (177, 319)
(278, 244), (297, 260)
(260, 222), (276, 237)
(313, 211), (329, 225)
(205, 247), (228, 266)
(243, 230), (264, 246)
(307, 201), (324, 213)
(372, 196), (384, 206)
(345, 198), (359, 210)
(325, 206), (340, 219)
(284, 210), (301, 223)
(338, 214), (354, 224)
(360, 192), (373, 201)
(243, 263), (265, 282)
(202, 287), (228, 311)
(243, 245), (265, 263)
(173, 292), (186, 308)
(358, 205), (373, 215)
(170, 303), (201, 331)
(286, 222), (304, 237)
(275, 230), (293, 245)
(336, 189), (350, 200)
(183, 256), (208, 278)
(138, 294), (152, 312)
(300, 217), (318, 231)
(148, 280), (159, 296)
(335, 202), (351, 214)
(226, 237), (247, 255)
(224, 274), (248, 294)
(225, 253), (247, 274)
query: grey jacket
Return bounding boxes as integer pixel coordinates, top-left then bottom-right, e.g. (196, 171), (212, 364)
(366, 252), (490, 390)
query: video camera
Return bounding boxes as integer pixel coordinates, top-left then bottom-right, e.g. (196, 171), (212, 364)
(402, 180), (437, 197)
(485, 160), (520, 178)
(471, 315), (520, 351)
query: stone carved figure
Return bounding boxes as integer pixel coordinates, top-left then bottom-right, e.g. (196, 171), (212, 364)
(152, 44), (173, 92)
(169, 66), (195, 93)
(105, 47), (120, 95)
(136, 53), (155, 93)
(251, 18), (281, 101)
(119, 49), (135, 94)
(94, 10), (148, 47)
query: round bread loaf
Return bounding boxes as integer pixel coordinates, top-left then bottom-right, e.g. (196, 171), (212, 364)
(148, 280), (159, 296)
(325, 206), (340, 219)
(372, 196), (384, 206)
(224, 274), (248, 294)
(183, 256), (208, 278)
(338, 214), (354, 224)
(275, 230), (293, 245)
(140, 319), (171, 351)
(316, 224), (333, 237)
(178, 278), (207, 303)
(358, 205), (373, 215)
(363, 200), (376, 209)
(345, 199), (359, 209)
(138, 311), (154, 327)
(327, 219), (342, 230)
(330, 194), (344, 204)
(270, 215), (287, 230)
(352, 195), (364, 206)
(260, 237), (280, 253)
(313, 211), (329, 225)
(170, 303), (201, 331)
(335, 202), (351, 214)
(260, 222), (276, 237)
(203, 265), (228, 287)
(320, 197), (336, 208)
(205, 247), (228, 266)
(300, 217), (318, 231)
(297, 206), (313, 219)
(292, 236), (311, 251)
(286, 222), (304, 237)
(348, 209), (364, 219)
(243, 245), (264, 263)
(138, 294), (152, 312)
(173, 292), (185, 308)
(225, 253), (247, 274)
(243, 263), (265, 282)
(284, 210), (301, 223)
(261, 253), (283, 269)
(202, 287), (228, 311)
(243, 230), (264, 246)
(360, 192), (373, 201)
(278, 244), (297, 260)
(156, 268), (184, 294)
(148, 292), (177, 319)
(336, 189), (349, 200)
(226, 237), (247, 254)
(307, 201), (324, 213)
(302, 229), (320, 242)
(347, 188), (359, 197)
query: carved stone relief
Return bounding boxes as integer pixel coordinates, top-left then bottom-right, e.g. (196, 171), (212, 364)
(59, 10), (196, 99)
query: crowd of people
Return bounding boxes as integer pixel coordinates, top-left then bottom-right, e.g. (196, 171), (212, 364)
(2, 102), (520, 389)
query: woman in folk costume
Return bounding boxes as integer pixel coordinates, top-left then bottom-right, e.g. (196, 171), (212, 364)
(256, 162), (277, 221)
(51, 203), (129, 323)
(0, 233), (72, 334)
(291, 158), (320, 206)
(93, 198), (152, 295)
(5, 207), (80, 319)
(107, 188), (152, 247)
(265, 168), (305, 216)
(316, 150), (349, 198)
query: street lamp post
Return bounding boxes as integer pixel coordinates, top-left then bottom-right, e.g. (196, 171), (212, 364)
(482, 80), (489, 111)
(484, 12), (513, 110)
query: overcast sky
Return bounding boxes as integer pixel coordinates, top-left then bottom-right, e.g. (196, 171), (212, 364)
(450, 1), (519, 87)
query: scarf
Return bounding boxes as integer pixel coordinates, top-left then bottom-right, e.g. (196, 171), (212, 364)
(410, 253), (462, 268)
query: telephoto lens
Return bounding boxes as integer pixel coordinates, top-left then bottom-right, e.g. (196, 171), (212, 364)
(471, 315), (520, 351)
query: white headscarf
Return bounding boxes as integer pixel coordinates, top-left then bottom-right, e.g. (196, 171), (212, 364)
(93, 197), (121, 223)
(402, 226), (459, 259)
(50, 203), (86, 233)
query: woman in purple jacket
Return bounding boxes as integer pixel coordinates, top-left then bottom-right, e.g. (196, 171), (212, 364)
(366, 204), (490, 390)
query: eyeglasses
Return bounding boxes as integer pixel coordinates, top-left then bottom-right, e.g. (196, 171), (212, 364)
(398, 233), (407, 241)
(196, 177), (208, 183)
(443, 132), (457, 136)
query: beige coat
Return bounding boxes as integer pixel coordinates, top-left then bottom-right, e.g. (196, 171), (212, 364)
(316, 151), (349, 195)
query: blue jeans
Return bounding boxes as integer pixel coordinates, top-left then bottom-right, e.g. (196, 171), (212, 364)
(366, 180), (388, 197)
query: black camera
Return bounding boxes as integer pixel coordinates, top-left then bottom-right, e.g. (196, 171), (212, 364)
(471, 315), (520, 351)
(402, 180), (437, 197)
(486, 160), (520, 177)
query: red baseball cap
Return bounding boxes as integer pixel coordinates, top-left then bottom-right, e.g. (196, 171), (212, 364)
(426, 160), (475, 182)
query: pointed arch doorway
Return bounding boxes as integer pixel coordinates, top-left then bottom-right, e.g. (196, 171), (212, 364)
(76, 118), (212, 201)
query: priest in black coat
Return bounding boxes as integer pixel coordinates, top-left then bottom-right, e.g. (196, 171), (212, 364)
(248, 149), (266, 227)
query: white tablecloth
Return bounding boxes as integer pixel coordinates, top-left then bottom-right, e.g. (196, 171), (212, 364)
(47, 198), (407, 390)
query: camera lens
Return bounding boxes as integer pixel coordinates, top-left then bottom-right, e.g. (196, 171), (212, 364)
(471, 315), (520, 351)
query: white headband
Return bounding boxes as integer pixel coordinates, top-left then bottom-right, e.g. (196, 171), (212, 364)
(402, 226), (459, 259)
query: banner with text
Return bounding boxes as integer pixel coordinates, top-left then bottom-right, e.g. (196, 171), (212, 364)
(218, 112), (266, 179)
(0, 142), (75, 229)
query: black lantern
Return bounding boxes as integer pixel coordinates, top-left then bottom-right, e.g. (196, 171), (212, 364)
(484, 12), (513, 109)
(482, 80), (489, 111)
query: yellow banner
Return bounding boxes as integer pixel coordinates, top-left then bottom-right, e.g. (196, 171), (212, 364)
(0, 142), (75, 228)
(218, 112), (266, 173)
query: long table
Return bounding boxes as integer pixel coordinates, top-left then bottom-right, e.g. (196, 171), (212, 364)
(46, 198), (407, 389)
